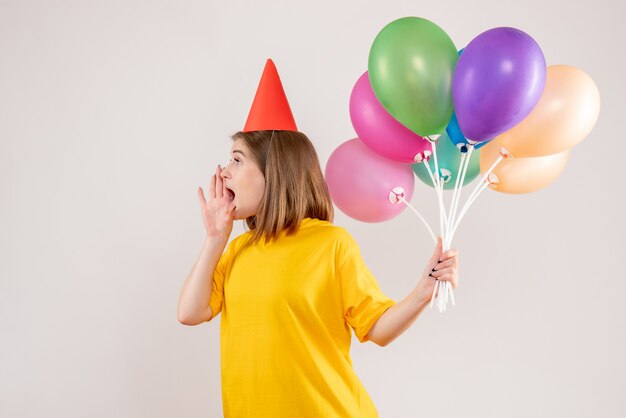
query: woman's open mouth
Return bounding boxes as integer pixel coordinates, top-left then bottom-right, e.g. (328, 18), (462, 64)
(225, 187), (236, 202)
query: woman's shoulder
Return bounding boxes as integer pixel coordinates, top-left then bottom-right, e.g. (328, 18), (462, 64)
(225, 218), (356, 249)
(301, 218), (357, 245)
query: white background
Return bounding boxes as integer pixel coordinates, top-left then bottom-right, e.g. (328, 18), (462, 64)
(1, 0), (624, 417)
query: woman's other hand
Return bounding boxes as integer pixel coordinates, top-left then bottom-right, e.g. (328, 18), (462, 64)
(415, 236), (460, 303)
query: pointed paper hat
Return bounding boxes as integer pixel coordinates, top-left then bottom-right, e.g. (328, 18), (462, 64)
(243, 59), (298, 132)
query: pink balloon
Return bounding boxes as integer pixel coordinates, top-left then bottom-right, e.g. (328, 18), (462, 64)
(350, 71), (432, 163)
(325, 138), (415, 223)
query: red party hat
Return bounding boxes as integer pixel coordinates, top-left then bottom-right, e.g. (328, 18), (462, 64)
(243, 59), (298, 132)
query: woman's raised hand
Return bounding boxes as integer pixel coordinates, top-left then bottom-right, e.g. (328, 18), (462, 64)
(197, 165), (236, 241)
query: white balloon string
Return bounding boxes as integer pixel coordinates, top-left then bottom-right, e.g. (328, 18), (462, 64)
(449, 178), (490, 240)
(448, 146), (474, 248)
(448, 281), (456, 306)
(462, 154), (503, 216)
(450, 147), (472, 225)
(439, 173), (449, 240)
(446, 151), (468, 249)
(431, 141), (451, 238)
(447, 152), (466, 227)
(431, 140), (442, 189)
(423, 160), (446, 242)
(429, 280), (439, 308)
(438, 283), (444, 312)
(423, 151), (453, 311)
(451, 152), (503, 241)
(398, 196), (437, 244)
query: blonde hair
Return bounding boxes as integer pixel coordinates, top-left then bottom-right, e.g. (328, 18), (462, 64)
(230, 130), (334, 247)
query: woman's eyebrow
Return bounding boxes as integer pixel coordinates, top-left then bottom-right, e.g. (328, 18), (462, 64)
(232, 150), (246, 157)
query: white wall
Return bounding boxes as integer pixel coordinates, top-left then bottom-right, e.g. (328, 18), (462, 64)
(1, 0), (624, 417)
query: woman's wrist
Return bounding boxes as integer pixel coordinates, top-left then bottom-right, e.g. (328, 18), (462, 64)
(205, 233), (229, 245)
(412, 279), (433, 309)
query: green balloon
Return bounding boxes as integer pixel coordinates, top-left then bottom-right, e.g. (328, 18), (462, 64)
(368, 17), (458, 137)
(412, 132), (481, 190)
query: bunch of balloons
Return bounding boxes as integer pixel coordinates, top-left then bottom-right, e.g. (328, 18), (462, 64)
(324, 17), (600, 312)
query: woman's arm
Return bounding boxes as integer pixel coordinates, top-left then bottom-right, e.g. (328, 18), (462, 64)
(178, 165), (235, 326)
(177, 236), (228, 325)
(365, 237), (459, 346)
(365, 286), (432, 346)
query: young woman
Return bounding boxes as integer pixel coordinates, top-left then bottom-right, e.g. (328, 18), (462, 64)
(178, 129), (460, 418)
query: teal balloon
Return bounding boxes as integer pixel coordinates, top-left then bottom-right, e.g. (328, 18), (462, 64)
(412, 132), (481, 190)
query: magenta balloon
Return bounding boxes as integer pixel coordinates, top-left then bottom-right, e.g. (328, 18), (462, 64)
(325, 138), (415, 223)
(350, 71), (432, 163)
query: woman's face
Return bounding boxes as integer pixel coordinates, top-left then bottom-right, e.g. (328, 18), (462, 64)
(220, 138), (266, 220)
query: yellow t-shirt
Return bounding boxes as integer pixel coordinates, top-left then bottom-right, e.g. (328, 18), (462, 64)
(208, 217), (397, 417)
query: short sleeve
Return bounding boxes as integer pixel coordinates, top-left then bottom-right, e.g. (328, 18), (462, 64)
(208, 234), (247, 321)
(336, 230), (397, 343)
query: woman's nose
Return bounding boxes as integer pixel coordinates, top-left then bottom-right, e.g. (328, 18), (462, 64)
(220, 165), (230, 179)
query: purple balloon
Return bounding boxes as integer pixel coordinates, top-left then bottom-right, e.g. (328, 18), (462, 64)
(325, 138), (414, 223)
(350, 71), (432, 163)
(452, 27), (546, 142)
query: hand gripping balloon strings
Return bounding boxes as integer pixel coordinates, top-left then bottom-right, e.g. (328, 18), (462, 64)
(428, 279), (454, 311)
(428, 145), (509, 311)
(389, 177), (453, 312)
(421, 163), (452, 311)
(420, 139), (456, 312)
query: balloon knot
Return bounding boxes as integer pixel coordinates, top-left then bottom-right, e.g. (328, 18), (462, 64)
(456, 143), (469, 153)
(389, 187), (406, 204)
(425, 134), (441, 143)
(485, 173), (499, 189)
(439, 168), (452, 184)
(414, 150), (431, 163)
(499, 147), (513, 159)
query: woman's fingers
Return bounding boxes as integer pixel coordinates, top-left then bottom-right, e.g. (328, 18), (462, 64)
(215, 165), (224, 198)
(431, 266), (457, 276)
(197, 186), (207, 207)
(434, 256), (458, 270)
(431, 266), (457, 279)
(432, 271), (459, 288)
(439, 249), (459, 261)
(209, 173), (216, 199)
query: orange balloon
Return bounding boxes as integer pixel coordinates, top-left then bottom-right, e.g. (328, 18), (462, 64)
(480, 139), (570, 194)
(496, 65), (600, 157)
